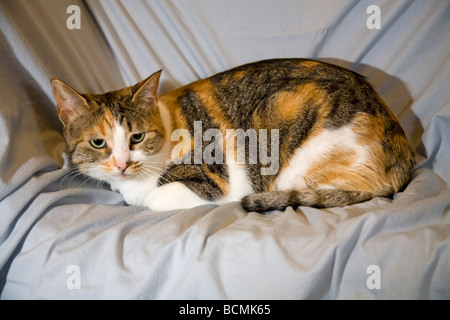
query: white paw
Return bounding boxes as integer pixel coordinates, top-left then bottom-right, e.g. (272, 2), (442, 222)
(144, 182), (211, 211)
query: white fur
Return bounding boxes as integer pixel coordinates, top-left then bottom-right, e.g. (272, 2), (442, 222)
(112, 176), (159, 207)
(112, 121), (130, 171)
(220, 158), (254, 204)
(144, 181), (211, 211)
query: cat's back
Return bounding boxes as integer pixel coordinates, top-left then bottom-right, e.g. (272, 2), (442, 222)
(210, 58), (356, 83)
(160, 58), (367, 129)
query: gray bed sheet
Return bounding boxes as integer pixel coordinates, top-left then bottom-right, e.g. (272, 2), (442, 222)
(0, 0), (449, 299)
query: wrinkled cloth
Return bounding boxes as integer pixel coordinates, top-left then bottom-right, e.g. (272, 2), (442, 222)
(0, 0), (449, 299)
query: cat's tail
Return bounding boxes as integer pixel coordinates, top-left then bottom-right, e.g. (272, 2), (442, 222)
(241, 189), (375, 212)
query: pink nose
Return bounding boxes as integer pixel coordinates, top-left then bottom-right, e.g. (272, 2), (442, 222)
(114, 159), (130, 172)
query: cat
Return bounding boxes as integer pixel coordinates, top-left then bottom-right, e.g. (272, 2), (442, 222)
(51, 58), (415, 212)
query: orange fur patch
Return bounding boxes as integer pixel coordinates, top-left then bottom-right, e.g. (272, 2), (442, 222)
(195, 80), (233, 131)
(352, 113), (385, 144)
(300, 60), (320, 69)
(99, 109), (115, 136)
(273, 82), (326, 121)
(304, 148), (358, 189)
(233, 70), (246, 81)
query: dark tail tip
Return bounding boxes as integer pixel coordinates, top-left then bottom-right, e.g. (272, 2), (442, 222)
(241, 189), (375, 212)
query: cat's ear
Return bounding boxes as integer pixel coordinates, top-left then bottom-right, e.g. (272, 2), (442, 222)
(51, 79), (89, 126)
(131, 69), (162, 111)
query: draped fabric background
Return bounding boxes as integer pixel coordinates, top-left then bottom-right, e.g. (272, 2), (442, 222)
(0, 0), (449, 299)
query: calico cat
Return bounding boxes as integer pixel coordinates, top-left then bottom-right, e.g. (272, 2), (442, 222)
(51, 58), (415, 212)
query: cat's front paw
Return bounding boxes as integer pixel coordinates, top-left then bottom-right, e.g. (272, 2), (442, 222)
(144, 182), (212, 211)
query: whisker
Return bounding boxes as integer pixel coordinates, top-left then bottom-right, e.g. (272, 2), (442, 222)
(60, 168), (84, 189)
(60, 166), (105, 190)
(141, 163), (191, 184)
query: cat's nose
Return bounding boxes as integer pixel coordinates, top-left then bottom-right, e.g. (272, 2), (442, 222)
(114, 158), (130, 173)
(112, 149), (130, 173)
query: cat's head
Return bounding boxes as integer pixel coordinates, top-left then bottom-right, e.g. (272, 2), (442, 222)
(51, 70), (167, 184)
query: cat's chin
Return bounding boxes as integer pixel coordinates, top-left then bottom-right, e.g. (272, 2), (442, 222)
(108, 173), (136, 182)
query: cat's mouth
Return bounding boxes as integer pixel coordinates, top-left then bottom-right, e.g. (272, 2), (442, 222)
(110, 163), (147, 180)
(113, 172), (129, 178)
(112, 169), (135, 179)
(105, 160), (140, 179)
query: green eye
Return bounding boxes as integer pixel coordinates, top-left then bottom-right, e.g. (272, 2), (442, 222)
(90, 138), (107, 149)
(130, 133), (145, 144)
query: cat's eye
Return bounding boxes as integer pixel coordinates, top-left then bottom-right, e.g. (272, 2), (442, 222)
(130, 133), (145, 144)
(90, 138), (107, 149)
